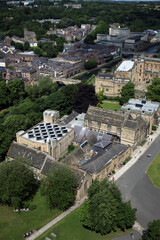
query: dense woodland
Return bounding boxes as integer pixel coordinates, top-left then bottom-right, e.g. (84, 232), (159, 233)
(0, 1), (160, 41)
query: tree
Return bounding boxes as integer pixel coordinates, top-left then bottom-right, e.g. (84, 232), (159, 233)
(41, 165), (77, 210)
(97, 87), (105, 103)
(119, 82), (134, 105)
(74, 84), (98, 113)
(84, 59), (98, 70)
(146, 78), (160, 102)
(142, 219), (160, 240)
(7, 78), (25, 104)
(15, 42), (24, 51)
(24, 41), (30, 51)
(80, 178), (136, 235)
(0, 161), (36, 207)
(0, 81), (9, 110)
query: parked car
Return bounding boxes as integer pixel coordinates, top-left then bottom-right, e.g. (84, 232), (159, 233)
(147, 154), (151, 157)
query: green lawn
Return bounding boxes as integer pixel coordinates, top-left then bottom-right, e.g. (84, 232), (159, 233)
(147, 152), (160, 189)
(0, 190), (61, 240)
(102, 102), (121, 111)
(36, 207), (131, 240)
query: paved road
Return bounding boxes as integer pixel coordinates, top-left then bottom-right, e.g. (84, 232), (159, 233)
(116, 136), (160, 228)
(111, 230), (141, 240)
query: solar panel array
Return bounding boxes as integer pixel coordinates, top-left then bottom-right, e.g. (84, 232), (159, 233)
(27, 123), (68, 141)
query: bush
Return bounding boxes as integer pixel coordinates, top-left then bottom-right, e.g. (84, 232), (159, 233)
(152, 125), (157, 131)
(123, 156), (131, 165)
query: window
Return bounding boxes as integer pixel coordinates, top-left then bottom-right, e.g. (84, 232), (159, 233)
(106, 88), (109, 91)
(107, 125), (111, 131)
(88, 120), (92, 126)
(97, 122), (101, 128)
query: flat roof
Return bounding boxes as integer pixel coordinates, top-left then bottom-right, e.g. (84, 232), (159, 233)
(116, 60), (134, 72)
(121, 99), (159, 114)
(22, 122), (72, 143)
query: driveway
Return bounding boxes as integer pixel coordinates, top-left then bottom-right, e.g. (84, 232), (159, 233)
(116, 137), (160, 229)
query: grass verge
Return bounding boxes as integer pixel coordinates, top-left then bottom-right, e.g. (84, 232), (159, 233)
(36, 207), (132, 240)
(0, 190), (61, 240)
(102, 102), (121, 111)
(147, 152), (160, 189)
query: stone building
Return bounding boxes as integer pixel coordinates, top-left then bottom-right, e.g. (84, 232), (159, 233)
(134, 57), (160, 88)
(114, 60), (136, 82)
(113, 57), (160, 91)
(84, 104), (159, 147)
(95, 73), (130, 97)
(24, 28), (37, 42)
(7, 141), (92, 201)
(120, 99), (160, 133)
(79, 143), (131, 180)
(16, 110), (74, 160)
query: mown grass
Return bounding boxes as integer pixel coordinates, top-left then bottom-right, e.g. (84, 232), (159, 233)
(102, 102), (121, 111)
(0, 190), (61, 240)
(36, 207), (132, 240)
(147, 152), (160, 189)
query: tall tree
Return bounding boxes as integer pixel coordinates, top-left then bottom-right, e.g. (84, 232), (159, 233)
(80, 178), (136, 235)
(0, 161), (36, 207)
(74, 84), (98, 113)
(146, 78), (160, 102)
(41, 165), (77, 210)
(120, 82), (134, 105)
(142, 219), (160, 240)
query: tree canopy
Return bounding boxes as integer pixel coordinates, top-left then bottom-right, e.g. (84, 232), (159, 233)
(120, 82), (135, 105)
(74, 84), (98, 113)
(142, 219), (160, 240)
(41, 165), (77, 210)
(84, 59), (98, 70)
(146, 78), (160, 102)
(80, 178), (136, 235)
(0, 161), (37, 208)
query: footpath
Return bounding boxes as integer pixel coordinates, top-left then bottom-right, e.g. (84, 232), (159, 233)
(28, 125), (160, 240)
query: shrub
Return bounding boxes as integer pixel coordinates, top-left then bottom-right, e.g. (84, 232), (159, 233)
(152, 125), (157, 131)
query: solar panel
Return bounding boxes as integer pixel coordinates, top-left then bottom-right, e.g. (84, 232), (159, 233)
(62, 129), (68, 133)
(43, 135), (48, 139)
(28, 131), (33, 134)
(34, 127), (39, 130)
(56, 130), (61, 134)
(40, 126), (45, 129)
(46, 123), (51, 126)
(50, 134), (56, 138)
(28, 134), (34, 138)
(53, 124), (58, 127)
(41, 129), (47, 132)
(36, 136), (42, 141)
(61, 126), (66, 130)
(57, 133), (62, 138)
(47, 125), (52, 129)
(49, 132), (54, 135)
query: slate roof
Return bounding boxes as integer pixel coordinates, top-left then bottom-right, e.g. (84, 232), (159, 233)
(80, 143), (128, 174)
(62, 146), (85, 166)
(7, 141), (47, 170)
(61, 111), (79, 125)
(41, 157), (60, 175)
(94, 140), (112, 149)
(123, 119), (137, 129)
(85, 106), (125, 127)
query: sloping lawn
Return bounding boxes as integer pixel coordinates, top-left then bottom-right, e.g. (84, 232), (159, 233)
(147, 152), (160, 189)
(36, 207), (131, 240)
(102, 102), (121, 111)
(0, 190), (61, 240)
